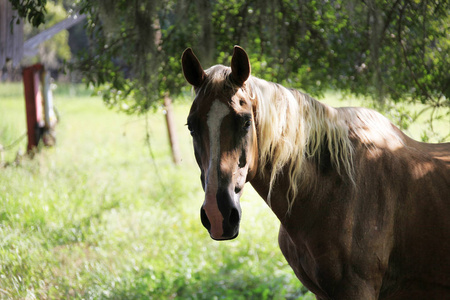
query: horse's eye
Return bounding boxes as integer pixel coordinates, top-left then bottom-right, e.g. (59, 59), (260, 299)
(187, 123), (195, 136)
(243, 119), (251, 130)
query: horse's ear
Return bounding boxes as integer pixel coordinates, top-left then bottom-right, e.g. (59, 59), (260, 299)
(182, 48), (206, 88)
(230, 45), (251, 86)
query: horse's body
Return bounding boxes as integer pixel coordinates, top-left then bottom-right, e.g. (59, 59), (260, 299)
(182, 46), (450, 299)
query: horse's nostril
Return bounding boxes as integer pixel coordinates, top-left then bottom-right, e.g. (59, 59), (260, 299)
(200, 207), (211, 230)
(229, 208), (240, 226)
(234, 186), (241, 194)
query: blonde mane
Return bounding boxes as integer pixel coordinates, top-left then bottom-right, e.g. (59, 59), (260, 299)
(244, 77), (355, 209)
(202, 66), (404, 211)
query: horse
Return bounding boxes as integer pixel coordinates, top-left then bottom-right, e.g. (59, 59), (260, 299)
(181, 45), (450, 300)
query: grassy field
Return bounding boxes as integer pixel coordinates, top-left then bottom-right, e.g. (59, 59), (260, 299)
(0, 82), (448, 299)
(0, 83), (310, 299)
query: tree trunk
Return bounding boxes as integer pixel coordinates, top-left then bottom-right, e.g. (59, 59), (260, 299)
(367, 0), (385, 105)
(195, 0), (214, 66)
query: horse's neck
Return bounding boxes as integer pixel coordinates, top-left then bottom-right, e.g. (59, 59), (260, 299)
(249, 161), (326, 219)
(249, 172), (291, 219)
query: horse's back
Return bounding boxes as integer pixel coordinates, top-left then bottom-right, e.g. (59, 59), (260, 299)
(411, 140), (450, 166)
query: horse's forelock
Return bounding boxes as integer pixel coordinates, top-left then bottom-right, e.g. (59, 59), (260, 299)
(198, 65), (235, 95)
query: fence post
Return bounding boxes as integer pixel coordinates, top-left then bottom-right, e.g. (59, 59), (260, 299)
(23, 64), (44, 152)
(164, 94), (181, 165)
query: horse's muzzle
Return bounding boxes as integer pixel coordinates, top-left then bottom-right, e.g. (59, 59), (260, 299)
(200, 188), (241, 240)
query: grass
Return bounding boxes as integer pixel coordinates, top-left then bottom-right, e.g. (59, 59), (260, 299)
(0, 82), (448, 299)
(0, 83), (310, 299)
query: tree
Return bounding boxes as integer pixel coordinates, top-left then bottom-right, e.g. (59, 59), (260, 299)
(73, 0), (205, 113)
(10, 0), (450, 140)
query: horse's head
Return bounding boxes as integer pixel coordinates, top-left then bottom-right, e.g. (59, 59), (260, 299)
(182, 46), (258, 240)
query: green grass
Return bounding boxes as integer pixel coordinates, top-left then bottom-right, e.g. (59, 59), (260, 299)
(0, 82), (448, 299)
(0, 83), (309, 299)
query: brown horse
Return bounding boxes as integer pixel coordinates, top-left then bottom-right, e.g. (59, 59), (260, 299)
(181, 46), (450, 300)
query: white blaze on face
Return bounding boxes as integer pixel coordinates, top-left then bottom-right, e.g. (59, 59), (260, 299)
(204, 100), (230, 238)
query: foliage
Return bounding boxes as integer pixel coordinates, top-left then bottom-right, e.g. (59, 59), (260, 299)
(72, 0), (198, 113)
(8, 0), (47, 27)
(74, 1), (448, 108)
(211, 0), (449, 133)
(13, 0), (449, 132)
(22, 1), (72, 69)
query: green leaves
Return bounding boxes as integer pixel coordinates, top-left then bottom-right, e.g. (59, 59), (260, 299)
(9, 0), (47, 27)
(23, 0), (447, 134)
